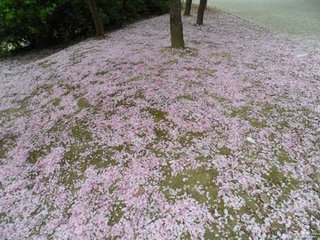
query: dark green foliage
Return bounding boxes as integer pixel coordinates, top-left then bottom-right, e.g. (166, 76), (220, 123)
(0, 0), (169, 53)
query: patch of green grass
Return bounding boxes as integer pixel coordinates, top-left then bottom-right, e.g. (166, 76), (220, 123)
(47, 114), (73, 134)
(84, 147), (117, 169)
(117, 76), (143, 86)
(129, 75), (142, 82)
(39, 60), (57, 68)
(154, 128), (169, 140)
(60, 168), (82, 190)
(188, 67), (217, 76)
(77, 97), (90, 109)
(231, 107), (268, 128)
(160, 166), (219, 204)
(313, 173), (320, 184)
(231, 106), (251, 119)
(206, 92), (228, 103)
(261, 103), (275, 116)
(268, 132), (276, 141)
(145, 108), (168, 122)
(278, 149), (292, 164)
(0, 134), (16, 159)
(0, 99), (31, 119)
(105, 110), (116, 118)
(164, 59), (179, 65)
(177, 47), (199, 58)
(204, 228), (217, 239)
(244, 63), (258, 70)
(300, 107), (315, 115)
(113, 144), (132, 153)
(108, 201), (125, 226)
(218, 146), (232, 156)
(115, 98), (136, 108)
(263, 166), (299, 191)
(263, 166), (287, 186)
(71, 122), (92, 141)
(60, 144), (89, 188)
(276, 121), (289, 131)
(238, 191), (266, 223)
(179, 131), (204, 146)
(52, 98), (61, 107)
(63, 144), (88, 164)
(27, 145), (52, 164)
(212, 51), (233, 60)
(181, 232), (191, 240)
(212, 202), (240, 237)
(250, 118), (267, 128)
(260, 166), (300, 209)
(178, 94), (196, 101)
(63, 84), (79, 95)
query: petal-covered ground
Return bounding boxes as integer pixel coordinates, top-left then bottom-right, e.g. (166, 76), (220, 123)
(0, 10), (320, 239)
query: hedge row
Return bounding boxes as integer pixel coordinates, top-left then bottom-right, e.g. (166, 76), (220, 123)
(0, 0), (169, 52)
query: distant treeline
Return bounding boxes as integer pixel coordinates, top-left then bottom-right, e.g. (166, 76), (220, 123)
(0, 0), (169, 53)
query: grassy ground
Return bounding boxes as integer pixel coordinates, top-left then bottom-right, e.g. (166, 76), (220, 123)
(0, 10), (319, 239)
(194, 0), (320, 36)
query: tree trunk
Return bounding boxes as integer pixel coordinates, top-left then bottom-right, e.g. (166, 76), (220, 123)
(184, 0), (192, 16)
(87, 0), (104, 38)
(196, 0), (207, 25)
(170, 0), (185, 48)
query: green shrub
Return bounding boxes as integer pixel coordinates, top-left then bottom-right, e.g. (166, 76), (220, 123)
(0, 0), (169, 54)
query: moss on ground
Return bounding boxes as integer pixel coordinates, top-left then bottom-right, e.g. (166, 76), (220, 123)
(77, 97), (90, 109)
(108, 201), (125, 226)
(83, 147), (116, 169)
(218, 146), (232, 156)
(212, 51), (233, 60)
(0, 134), (16, 159)
(160, 166), (219, 204)
(27, 145), (52, 164)
(154, 128), (169, 140)
(263, 166), (299, 195)
(231, 106), (251, 119)
(145, 108), (168, 122)
(71, 122), (92, 141)
(178, 94), (196, 101)
(179, 131), (204, 146)
(277, 149), (292, 164)
(276, 121), (289, 131)
(52, 97), (61, 107)
(250, 118), (267, 128)
(268, 132), (276, 141)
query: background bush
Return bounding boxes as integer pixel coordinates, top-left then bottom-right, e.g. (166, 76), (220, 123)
(0, 0), (169, 53)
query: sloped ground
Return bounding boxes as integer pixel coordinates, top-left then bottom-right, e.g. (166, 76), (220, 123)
(0, 11), (319, 239)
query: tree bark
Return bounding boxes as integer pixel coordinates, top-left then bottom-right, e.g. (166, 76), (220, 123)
(196, 0), (207, 25)
(170, 0), (185, 48)
(87, 0), (104, 38)
(184, 0), (192, 16)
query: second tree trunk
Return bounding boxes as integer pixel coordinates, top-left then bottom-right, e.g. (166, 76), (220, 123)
(184, 0), (192, 16)
(196, 0), (207, 25)
(87, 0), (105, 38)
(170, 0), (185, 48)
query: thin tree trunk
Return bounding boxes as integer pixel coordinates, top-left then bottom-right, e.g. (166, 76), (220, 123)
(87, 0), (104, 38)
(170, 0), (185, 48)
(121, 0), (128, 12)
(184, 0), (192, 16)
(196, 0), (207, 25)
